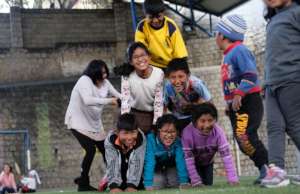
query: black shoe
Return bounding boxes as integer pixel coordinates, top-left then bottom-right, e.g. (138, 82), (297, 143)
(74, 176), (97, 192)
(74, 176), (81, 185)
(78, 185), (97, 192)
(253, 165), (268, 185)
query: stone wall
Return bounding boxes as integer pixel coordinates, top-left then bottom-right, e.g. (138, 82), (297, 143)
(21, 9), (115, 48)
(0, 13), (11, 48)
(0, 1), (139, 82)
(0, 2), (299, 189)
(0, 78), (120, 188)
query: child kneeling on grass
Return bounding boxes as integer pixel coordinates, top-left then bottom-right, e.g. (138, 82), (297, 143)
(105, 113), (146, 193)
(182, 103), (239, 186)
(143, 114), (190, 190)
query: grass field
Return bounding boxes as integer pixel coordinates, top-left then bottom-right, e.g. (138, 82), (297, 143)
(38, 177), (299, 194)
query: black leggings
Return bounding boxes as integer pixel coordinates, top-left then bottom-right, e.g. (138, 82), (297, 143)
(197, 163), (214, 185)
(71, 129), (105, 177)
(229, 93), (268, 169)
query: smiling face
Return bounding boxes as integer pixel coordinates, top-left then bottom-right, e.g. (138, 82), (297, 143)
(263, 0), (292, 8)
(168, 70), (189, 93)
(146, 12), (165, 29)
(158, 123), (177, 147)
(195, 114), (216, 136)
(118, 129), (139, 150)
(131, 47), (151, 72)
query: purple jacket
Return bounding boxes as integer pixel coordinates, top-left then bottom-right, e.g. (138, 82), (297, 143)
(182, 123), (238, 185)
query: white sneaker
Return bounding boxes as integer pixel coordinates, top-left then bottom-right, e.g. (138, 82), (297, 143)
(261, 164), (290, 188)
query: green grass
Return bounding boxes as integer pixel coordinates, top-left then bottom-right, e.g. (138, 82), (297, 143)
(39, 177), (299, 194)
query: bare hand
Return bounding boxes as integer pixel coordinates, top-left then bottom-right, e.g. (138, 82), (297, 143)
(229, 181), (239, 186)
(225, 104), (230, 116)
(179, 183), (191, 189)
(232, 95), (242, 111)
(110, 188), (123, 193)
(111, 98), (119, 106)
(145, 187), (154, 191)
(125, 187), (137, 192)
(192, 182), (204, 187)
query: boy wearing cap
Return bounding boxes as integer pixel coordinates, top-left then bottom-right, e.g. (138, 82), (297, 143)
(215, 15), (268, 185)
(135, 0), (188, 70)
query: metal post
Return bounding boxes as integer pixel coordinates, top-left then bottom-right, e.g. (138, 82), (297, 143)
(166, 5), (212, 37)
(130, 0), (138, 31)
(25, 129), (31, 171)
(188, 0), (195, 29)
(0, 129), (31, 173)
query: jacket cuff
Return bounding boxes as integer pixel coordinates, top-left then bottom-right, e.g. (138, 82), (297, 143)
(143, 181), (152, 188)
(234, 89), (246, 97)
(109, 183), (120, 190)
(228, 175), (239, 183)
(191, 177), (202, 186)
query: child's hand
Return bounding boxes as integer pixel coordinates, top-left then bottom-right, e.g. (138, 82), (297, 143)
(192, 181), (204, 187)
(225, 104), (230, 116)
(110, 188), (123, 193)
(125, 187), (137, 192)
(145, 186), (154, 191)
(228, 181), (239, 186)
(179, 183), (191, 189)
(232, 95), (242, 111)
(111, 98), (119, 106)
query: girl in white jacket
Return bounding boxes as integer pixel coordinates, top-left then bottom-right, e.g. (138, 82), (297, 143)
(65, 60), (121, 191)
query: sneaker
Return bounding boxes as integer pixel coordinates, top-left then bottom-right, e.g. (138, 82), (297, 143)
(98, 175), (108, 192)
(261, 164), (290, 188)
(254, 165), (268, 185)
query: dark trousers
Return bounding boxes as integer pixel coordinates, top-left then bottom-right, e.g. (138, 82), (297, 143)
(71, 129), (105, 178)
(130, 108), (154, 135)
(266, 84), (300, 169)
(197, 163), (214, 185)
(229, 93), (268, 169)
(1, 187), (16, 194)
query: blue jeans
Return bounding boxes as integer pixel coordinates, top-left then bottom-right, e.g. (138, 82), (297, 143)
(1, 187), (16, 194)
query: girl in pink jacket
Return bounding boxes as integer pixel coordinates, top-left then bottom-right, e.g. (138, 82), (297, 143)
(0, 164), (17, 194)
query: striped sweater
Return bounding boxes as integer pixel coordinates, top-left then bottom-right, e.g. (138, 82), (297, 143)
(221, 41), (261, 102)
(181, 123), (238, 185)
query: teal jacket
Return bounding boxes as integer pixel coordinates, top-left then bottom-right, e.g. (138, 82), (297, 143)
(143, 132), (189, 187)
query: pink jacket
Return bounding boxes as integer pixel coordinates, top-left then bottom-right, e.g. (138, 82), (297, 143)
(0, 171), (17, 190)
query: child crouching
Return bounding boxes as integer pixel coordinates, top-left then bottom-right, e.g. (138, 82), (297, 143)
(182, 103), (239, 186)
(105, 113), (146, 193)
(143, 114), (190, 190)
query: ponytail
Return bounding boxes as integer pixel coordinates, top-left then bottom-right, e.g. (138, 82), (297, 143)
(113, 62), (135, 77)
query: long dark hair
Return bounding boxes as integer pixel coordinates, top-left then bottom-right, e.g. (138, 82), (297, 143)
(264, 0), (300, 21)
(83, 59), (109, 85)
(114, 42), (150, 77)
(3, 163), (13, 173)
